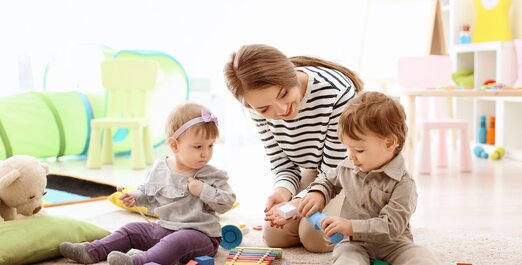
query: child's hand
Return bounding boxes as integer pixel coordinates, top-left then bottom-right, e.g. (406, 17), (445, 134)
(119, 193), (136, 208)
(188, 177), (203, 196)
(321, 216), (352, 238)
(298, 191), (325, 217)
(265, 198), (301, 229)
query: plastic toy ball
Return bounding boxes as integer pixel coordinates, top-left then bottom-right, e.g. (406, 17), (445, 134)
(491, 147), (505, 160)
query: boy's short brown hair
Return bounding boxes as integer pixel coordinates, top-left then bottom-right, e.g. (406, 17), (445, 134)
(338, 91), (407, 154)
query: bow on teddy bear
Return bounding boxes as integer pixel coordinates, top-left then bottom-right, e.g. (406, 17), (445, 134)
(0, 155), (49, 221)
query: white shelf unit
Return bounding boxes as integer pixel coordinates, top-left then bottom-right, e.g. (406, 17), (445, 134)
(451, 42), (522, 160)
(451, 42), (521, 160)
(441, 0), (522, 161)
(452, 41), (517, 87)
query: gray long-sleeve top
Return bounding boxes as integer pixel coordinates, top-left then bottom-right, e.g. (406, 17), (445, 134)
(132, 157), (236, 237)
(308, 154), (417, 244)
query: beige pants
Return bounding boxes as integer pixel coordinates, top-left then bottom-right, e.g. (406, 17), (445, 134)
(332, 241), (439, 265)
(263, 169), (345, 253)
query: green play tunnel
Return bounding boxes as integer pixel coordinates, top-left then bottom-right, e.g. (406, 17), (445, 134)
(0, 49), (189, 160)
(0, 91), (101, 159)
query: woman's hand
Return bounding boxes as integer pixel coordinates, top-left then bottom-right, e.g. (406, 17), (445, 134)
(298, 191), (325, 218)
(119, 193), (136, 208)
(188, 177), (203, 196)
(265, 198), (302, 229)
(321, 216), (352, 238)
(264, 187), (292, 213)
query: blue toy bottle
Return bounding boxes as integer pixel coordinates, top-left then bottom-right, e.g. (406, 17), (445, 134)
(306, 212), (344, 244)
(459, 24), (471, 44)
(478, 116), (487, 144)
(473, 146), (488, 159)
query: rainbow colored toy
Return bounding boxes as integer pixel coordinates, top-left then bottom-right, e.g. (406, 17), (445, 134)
(225, 247), (282, 265)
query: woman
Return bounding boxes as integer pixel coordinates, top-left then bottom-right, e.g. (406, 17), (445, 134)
(223, 44), (363, 252)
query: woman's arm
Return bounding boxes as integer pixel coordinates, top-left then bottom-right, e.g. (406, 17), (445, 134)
(250, 110), (301, 196)
(318, 81), (355, 175)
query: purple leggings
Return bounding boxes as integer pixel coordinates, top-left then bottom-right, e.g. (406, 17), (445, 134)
(85, 222), (220, 265)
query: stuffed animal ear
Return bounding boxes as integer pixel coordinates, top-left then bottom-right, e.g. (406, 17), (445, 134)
(40, 163), (50, 174)
(0, 169), (21, 189)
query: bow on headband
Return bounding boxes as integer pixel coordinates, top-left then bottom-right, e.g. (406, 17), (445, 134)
(171, 111), (219, 139)
(201, 112), (219, 126)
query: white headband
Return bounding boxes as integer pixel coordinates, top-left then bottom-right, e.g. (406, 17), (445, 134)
(171, 111), (219, 139)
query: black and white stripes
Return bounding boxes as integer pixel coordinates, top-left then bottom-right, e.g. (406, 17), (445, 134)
(250, 66), (357, 195)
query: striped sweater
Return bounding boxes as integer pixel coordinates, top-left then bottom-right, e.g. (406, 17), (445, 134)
(249, 66), (357, 195)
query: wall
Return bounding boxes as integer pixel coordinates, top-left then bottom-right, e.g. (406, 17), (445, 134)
(0, 0), (368, 144)
(513, 0), (522, 39)
(0, 0), (367, 94)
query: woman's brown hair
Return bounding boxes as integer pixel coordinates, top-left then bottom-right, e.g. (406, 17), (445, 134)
(224, 44), (363, 107)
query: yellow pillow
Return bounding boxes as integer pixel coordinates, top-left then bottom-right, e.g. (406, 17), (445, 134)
(107, 188), (239, 217)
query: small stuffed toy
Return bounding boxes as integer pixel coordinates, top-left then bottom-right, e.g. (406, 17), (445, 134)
(0, 155), (49, 221)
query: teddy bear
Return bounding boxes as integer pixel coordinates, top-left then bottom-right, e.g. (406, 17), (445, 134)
(0, 155), (49, 221)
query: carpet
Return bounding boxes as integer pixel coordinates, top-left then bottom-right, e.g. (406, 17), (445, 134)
(44, 174), (117, 207)
(222, 227), (522, 265)
(36, 205), (522, 265)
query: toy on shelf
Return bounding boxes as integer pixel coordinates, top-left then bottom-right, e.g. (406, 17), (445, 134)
(472, 0), (513, 43)
(473, 146), (488, 159)
(225, 247), (282, 265)
(277, 203), (298, 219)
(306, 212), (344, 244)
(487, 116), (495, 145)
(458, 24), (471, 44)
(478, 115), (487, 144)
(479, 81), (506, 90)
(451, 69), (474, 89)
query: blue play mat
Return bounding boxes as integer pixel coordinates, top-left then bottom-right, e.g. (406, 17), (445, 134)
(43, 174), (117, 206)
(44, 188), (89, 204)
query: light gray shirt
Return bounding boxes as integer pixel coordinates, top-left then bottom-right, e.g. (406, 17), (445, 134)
(308, 154), (417, 244)
(132, 157), (236, 237)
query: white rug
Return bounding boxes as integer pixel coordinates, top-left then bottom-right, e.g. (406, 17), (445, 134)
(413, 227), (522, 265)
(216, 226), (522, 265)
(38, 205), (522, 265)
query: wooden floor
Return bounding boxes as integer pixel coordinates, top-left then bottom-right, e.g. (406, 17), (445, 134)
(45, 141), (522, 237)
(412, 155), (522, 236)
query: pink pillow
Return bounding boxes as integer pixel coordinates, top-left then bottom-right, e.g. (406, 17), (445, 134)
(515, 39), (522, 88)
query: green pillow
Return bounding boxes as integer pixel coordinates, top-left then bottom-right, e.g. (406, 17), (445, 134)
(0, 215), (110, 265)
